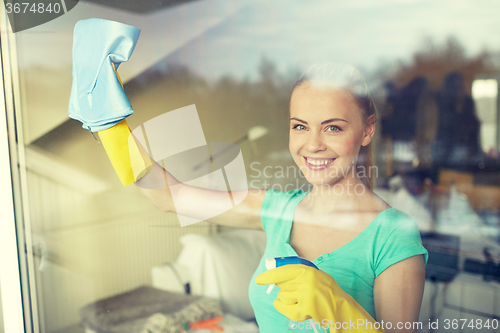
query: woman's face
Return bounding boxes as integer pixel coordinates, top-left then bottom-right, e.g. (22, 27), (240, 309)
(289, 82), (374, 187)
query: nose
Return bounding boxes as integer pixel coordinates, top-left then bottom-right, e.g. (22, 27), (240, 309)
(305, 131), (327, 153)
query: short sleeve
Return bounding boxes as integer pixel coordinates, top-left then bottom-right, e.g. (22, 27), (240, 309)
(260, 189), (278, 233)
(259, 189), (306, 234)
(374, 217), (428, 277)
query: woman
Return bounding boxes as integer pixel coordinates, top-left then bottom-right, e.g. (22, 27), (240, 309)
(112, 65), (427, 333)
(248, 64), (428, 332)
(69, 21), (427, 332)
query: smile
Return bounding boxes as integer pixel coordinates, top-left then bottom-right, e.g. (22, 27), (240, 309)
(303, 157), (335, 169)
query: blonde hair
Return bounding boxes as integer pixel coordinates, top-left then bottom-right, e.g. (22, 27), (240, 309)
(292, 63), (377, 189)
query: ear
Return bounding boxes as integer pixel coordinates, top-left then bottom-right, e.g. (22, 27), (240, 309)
(361, 114), (376, 147)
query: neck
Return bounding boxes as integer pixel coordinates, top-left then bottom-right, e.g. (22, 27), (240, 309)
(303, 174), (370, 214)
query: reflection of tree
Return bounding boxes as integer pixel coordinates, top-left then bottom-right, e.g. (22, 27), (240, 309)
(373, 36), (498, 92)
(126, 43), (499, 185)
(125, 56), (300, 180)
(372, 36), (500, 180)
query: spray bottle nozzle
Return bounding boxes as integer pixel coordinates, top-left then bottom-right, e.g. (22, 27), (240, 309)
(265, 256), (318, 294)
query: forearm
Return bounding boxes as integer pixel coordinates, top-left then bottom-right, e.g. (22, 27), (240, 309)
(134, 161), (180, 213)
(97, 119), (266, 228)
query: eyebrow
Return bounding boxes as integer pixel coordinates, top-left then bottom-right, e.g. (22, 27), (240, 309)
(290, 117), (349, 125)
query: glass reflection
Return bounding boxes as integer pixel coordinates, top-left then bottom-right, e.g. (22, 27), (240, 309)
(6, 1), (500, 332)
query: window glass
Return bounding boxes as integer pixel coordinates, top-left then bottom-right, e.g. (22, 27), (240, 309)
(6, 1), (500, 332)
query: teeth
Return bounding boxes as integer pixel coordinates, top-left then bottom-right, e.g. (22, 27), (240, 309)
(306, 158), (333, 166)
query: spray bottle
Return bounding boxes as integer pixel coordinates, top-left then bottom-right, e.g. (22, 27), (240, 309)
(265, 256), (319, 294)
(265, 256), (321, 333)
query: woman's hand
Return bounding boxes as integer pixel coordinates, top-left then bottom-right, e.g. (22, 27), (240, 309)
(68, 19), (141, 132)
(256, 264), (384, 332)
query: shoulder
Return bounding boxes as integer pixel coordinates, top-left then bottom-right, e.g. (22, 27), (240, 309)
(265, 188), (307, 197)
(372, 208), (428, 276)
(263, 188), (307, 204)
(371, 208), (424, 253)
(376, 208), (420, 234)
(260, 188), (307, 233)
(261, 188), (307, 214)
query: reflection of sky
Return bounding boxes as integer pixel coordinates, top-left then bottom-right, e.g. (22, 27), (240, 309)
(16, 0), (500, 81)
(167, 0), (500, 80)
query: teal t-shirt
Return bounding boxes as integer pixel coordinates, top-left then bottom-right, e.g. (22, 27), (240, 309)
(248, 189), (429, 333)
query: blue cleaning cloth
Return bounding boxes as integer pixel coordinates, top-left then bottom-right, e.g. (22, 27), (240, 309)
(68, 18), (141, 132)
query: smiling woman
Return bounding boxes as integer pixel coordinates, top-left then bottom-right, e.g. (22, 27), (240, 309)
(288, 64), (377, 189)
(125, 63), (427, 332)
(74, 45), (427, 331)
(248, 64), (428, 333)
(118, 63), (428, 333)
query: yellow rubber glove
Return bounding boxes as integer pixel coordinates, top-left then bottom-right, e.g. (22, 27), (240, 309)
(256, 264), (384, 332)
(97, 119), (154, 186)
(96, 62), (154, 186)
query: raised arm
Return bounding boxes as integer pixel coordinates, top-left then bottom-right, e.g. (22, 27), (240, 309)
(69, 18), (267, 230)
(124, 128), (266, 229)
(97, 120), (267, 229)
(133, 158), (266, 230)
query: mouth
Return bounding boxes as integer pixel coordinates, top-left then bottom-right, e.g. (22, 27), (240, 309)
(303, 156), (336, 170)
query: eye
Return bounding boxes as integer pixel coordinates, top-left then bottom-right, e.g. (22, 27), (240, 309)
(292, 124), (307, 131)
(326, 125), (341, 133)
